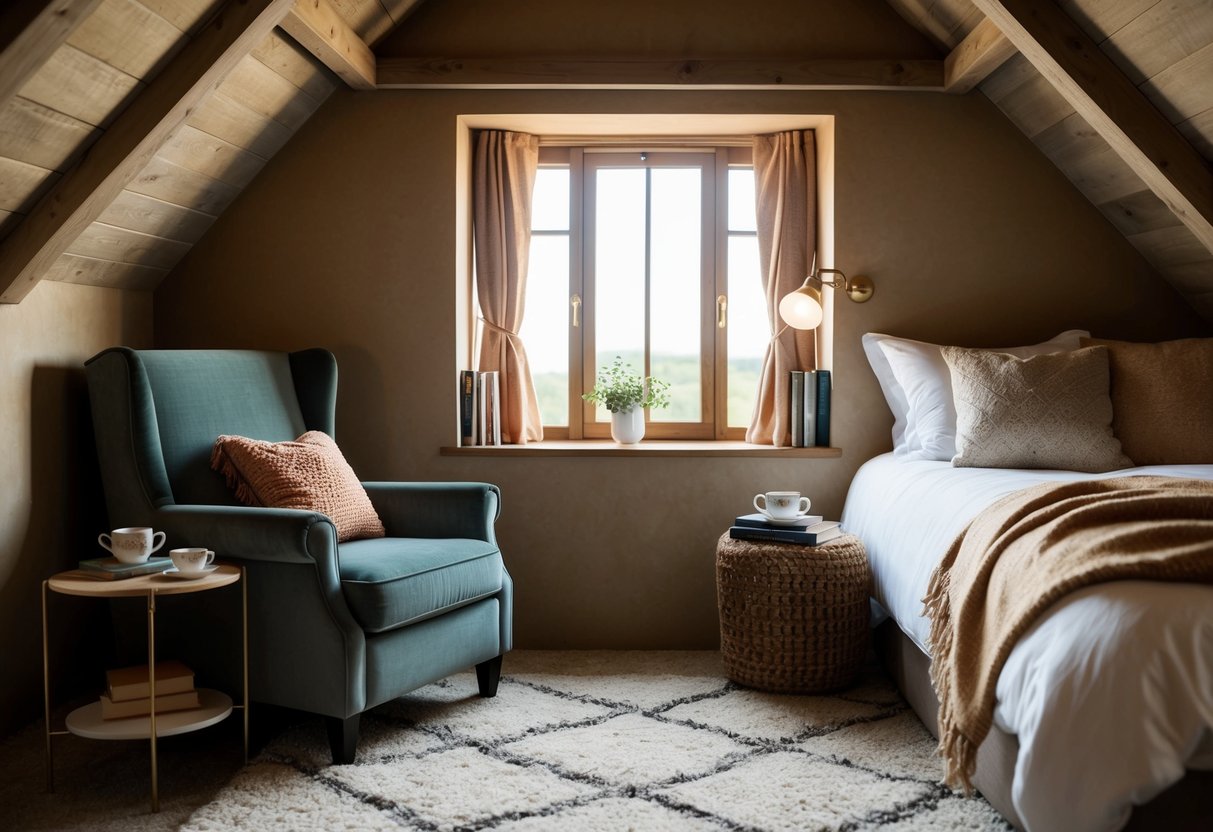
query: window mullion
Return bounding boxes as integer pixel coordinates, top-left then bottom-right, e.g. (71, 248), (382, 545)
(568, 149), (585, 438)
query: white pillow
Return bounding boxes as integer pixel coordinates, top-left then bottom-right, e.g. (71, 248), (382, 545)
(862, 329), (1089, 460)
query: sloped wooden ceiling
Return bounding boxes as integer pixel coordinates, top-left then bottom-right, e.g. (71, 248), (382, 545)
(888, 0), (1213, 319)
(0, 0), (419, 300)
(0, 0), (1210, 319)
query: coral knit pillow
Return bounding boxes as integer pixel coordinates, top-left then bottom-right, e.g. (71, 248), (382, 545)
(211, 431), (385, 542)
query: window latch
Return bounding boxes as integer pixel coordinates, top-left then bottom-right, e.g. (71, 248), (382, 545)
(717, 294), (727, 328)
(571, 293), (582, 328)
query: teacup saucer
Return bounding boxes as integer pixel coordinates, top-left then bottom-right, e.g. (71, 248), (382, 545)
(163, 565), (219, 580)
(761, 514), (811, 526)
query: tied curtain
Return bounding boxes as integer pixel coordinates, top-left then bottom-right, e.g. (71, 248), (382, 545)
(473, 129), (544, 444)
(746, 130), (817, 446)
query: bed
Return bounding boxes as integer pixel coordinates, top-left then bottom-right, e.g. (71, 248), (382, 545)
(841, 453), (1213, 831)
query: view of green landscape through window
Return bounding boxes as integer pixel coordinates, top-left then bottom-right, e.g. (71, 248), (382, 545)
(520, 158), (766, 430)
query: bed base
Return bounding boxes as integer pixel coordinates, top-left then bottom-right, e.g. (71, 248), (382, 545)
(874, 620), (1212, 831)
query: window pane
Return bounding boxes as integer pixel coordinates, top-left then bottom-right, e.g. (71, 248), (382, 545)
(727, 235), (766, 428)
(649, 167), (702, 423)
(728, 168), (756, 232)
(593, 168), (647, 421)
(532, 168), (569, 231)
(521, 234), (569, 426)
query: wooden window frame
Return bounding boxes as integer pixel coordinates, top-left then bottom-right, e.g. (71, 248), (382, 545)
(534, 142), (755, 441)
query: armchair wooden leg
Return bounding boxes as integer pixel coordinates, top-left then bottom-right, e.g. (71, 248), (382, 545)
(476, 655), (503, 698)
(326, 714), (360, 765)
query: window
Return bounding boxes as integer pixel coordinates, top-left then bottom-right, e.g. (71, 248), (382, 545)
(521, 144), (765, 440)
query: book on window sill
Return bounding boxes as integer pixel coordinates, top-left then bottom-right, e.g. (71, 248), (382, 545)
(458, 369), (477, 446)
(790, 371), (805, 447)
(76, 556), (173, 580)
(99, 689), (201, 720)
(733, 512), (824, 530)
(814, 369), (831, 448)
(729, 521), (843, 547)
(803, 370), (818, 448)
(106, 660), (195, 703)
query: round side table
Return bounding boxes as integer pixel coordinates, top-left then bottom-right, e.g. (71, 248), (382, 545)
(42, 564), (247, 812)
(716, 532), (871, 693)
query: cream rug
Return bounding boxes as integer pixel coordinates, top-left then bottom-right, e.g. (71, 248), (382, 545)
(0, 652), (1010, 831)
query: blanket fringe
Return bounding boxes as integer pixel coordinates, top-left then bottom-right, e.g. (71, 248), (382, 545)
(923, 564), (978, 792)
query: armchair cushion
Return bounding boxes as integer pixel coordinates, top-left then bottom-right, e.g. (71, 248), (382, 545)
(212, 431), (385, 542)
(338, 537), (503, 633)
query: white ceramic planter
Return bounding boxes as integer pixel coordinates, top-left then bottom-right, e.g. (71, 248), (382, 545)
(610, 407), (645, 444)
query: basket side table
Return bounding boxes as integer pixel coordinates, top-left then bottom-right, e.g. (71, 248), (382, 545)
(42, 564), (247, 812)
(716, 532), (871, 693)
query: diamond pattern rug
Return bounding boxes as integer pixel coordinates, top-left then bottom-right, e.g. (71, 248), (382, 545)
(0, 651), (1012, 831)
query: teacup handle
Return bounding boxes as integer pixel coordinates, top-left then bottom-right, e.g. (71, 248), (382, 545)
(797, 497), (811, 515)
(205, 550), (215, 566)
(150, 531), (167, 554)
(98, 533), (113, 553)
(753, 494), (767, 514)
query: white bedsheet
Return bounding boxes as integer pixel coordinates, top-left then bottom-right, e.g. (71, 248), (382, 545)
(841, 454), (1213, 832)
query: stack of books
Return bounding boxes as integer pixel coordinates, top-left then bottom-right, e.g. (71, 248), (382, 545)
(77, 555), (172, 580)
(100, 660), (200, 720)
(729, 512), (843, 546)
(458, 369), (502, 447)
(789, 369), (831, 448)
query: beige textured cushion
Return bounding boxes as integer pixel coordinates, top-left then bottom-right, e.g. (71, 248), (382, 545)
(1080, 336), (1213, 465)
(211, 431), (385, 542)
(942, 345), (1131, 472)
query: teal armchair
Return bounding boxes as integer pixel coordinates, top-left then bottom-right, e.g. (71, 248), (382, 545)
(84, 348), (512, 763)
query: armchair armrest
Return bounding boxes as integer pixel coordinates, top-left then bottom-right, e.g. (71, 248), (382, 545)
(154, 504), (341, 586)
(362, 482), (500, 542)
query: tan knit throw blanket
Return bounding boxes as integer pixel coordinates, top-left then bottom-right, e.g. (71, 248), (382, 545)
(923, 475), (1213, 791)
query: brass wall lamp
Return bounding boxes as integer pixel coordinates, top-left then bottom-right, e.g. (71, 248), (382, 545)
(778, 268), (875, 331)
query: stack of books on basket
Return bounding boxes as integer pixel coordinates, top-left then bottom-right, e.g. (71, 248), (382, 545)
(729, 513), (843, 546)
(100, 660), (200, 720)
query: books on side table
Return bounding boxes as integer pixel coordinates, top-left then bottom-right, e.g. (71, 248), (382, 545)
(729, 515), (843, 547)
(77, 556), (172, 580)
(100, 660), (200, 720)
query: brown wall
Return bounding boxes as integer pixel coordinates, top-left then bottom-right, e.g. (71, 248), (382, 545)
(153, 85), (1207, 650)
(0, 281), (152, 736)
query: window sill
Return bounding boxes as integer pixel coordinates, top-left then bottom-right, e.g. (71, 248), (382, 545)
(440, 441), (843, 458)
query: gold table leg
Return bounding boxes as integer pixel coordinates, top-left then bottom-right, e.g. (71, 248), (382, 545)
(147, 589), (159, 813)
(242, 567), (249, 764)
(42, 580), (53, 793)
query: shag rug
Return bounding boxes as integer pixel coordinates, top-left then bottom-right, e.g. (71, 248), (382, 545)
(0, 652), (1011, 831)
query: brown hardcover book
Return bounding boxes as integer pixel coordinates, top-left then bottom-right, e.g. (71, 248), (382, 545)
(106, 660), (195, 702)
(99, 690), (201, 720)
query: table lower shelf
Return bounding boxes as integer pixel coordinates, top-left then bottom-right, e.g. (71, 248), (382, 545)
(64, 689), (233, 740)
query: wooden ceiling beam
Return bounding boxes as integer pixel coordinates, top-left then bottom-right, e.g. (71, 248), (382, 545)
(971, 0), (1213, 257)
(0, 0), (105, 105)
(281, 0), (375, 90)
(944, 17), (1017, 94)
(375, 57), (945, 91)
(0, 0), (296, 303)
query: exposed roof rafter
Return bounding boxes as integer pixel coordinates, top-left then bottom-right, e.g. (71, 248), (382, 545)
(375, 57), (944, 90)
(944, 16), (1017, 93)
(0, 0), (297, 304)
(281, 0), (376, 90)
(970, 0), (1213, 257)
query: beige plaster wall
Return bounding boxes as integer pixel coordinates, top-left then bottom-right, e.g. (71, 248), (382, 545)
(153, 85), (1207, 650)
(0, 281), (152, 736)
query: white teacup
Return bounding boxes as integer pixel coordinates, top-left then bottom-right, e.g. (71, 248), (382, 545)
(170, 548), (215, 573)
(98, 527), (166, 564)
(753, 491), (811, 521)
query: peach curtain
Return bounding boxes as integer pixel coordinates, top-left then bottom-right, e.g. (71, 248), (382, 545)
(746, 131), (817, 446)
(473, 130), (543, 444)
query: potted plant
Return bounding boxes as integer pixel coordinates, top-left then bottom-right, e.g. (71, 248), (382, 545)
(582, 356), (671, 444)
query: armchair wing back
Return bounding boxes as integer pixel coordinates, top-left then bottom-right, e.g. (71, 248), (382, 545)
(84, 347), (512, 763)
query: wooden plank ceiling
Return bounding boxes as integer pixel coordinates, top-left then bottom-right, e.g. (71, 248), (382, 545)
(0, 0), (1210, 320)
(888, 0), (1213, 319)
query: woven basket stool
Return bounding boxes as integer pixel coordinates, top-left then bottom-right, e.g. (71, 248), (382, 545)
(716, 531), (872, 693)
